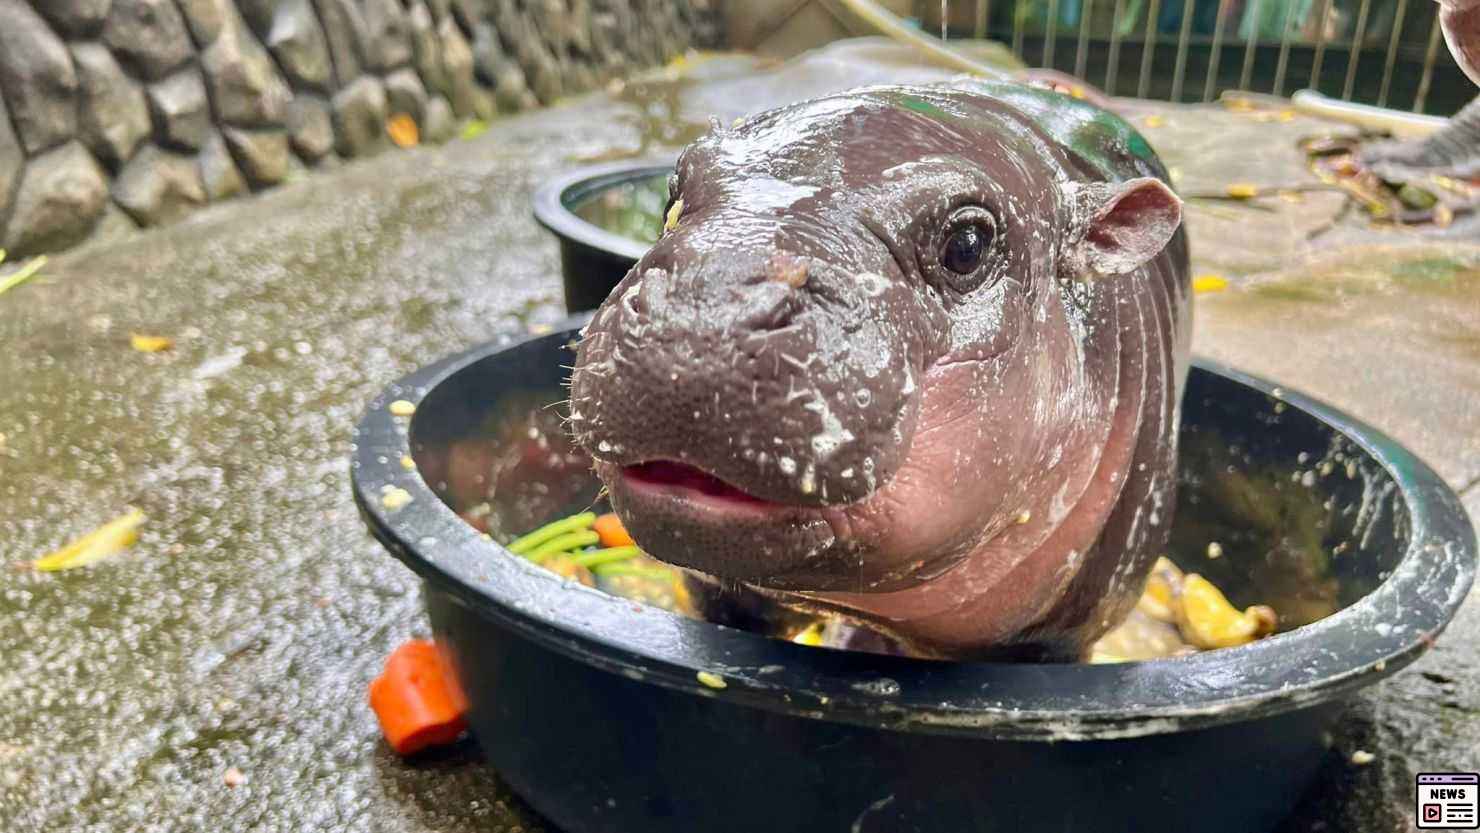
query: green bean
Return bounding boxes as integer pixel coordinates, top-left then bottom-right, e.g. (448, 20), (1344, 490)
(525, 530), (600, 563)
(571, 546), (642, 569)
(591, 563), (677, 581)
(507, 512), (596, 555)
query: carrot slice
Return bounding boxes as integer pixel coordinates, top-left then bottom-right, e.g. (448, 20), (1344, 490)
(593, 513), (636, 549)
(369, 639), (469, 755)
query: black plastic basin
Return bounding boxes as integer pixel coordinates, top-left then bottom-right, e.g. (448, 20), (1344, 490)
(351, 318), (1475, 833)
(532, 161), (671, 312)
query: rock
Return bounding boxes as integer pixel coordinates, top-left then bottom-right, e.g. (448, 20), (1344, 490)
(197, 131), (247, 200)
(0, 99), (22, 223)
(70, 43), (151, 168)
(102, 0), (194, 81)
(2, 142), (108, 256)
(90, 202), (141, 247)
(408, 3), (446, 99)
(362, 0), (413, 71)
(312, 0), (367, 87)
(221, 126), (290, 188)
(148, 70), (211, 151)
(176, 0), (228, 45)
(437, 17), (479, 117)
(421, 96), (455, 143)
(528, 50), (564, 105)
(383, 68), (428, 122)
(35, 0), (112, 37)
(493, 61), (531, 113)
(235, 0), (281, 36)
(0, 0), (79, 154)
(450, 0), (488, 31)
(330, 76), (388, 158)
(201, 9), (292, 127)
(266, 0), (334, 92)
(285, 96), (333, 161)
(470, 21), (504, 86)
(565, 61), (597, 95)
(112, 145), (207, 226)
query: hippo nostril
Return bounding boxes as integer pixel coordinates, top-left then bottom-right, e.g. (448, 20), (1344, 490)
(736, 280), (800, 331)
(621, 267), (669, 320)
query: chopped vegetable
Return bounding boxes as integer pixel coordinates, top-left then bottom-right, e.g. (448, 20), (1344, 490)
(791, 622), (824, 646)
(0, 251), (46, 297)
(507, 511), (596, 555)
(1192, 274), (1229, 294)
(386, 113), (419, 148)
(460, 120), (489, 140)
(592, 513), (636, 548)
(369, 639), (469, 756)
(1176, 573), (1277, 649)
(525, 530), (600, 563)
(695, 670), (727, 689)
(664, 198), (684, 232)
(130, 333), (174, 352)
(571, 545), (641, 569)
(542, 554), (596, 587)
(388, 399), (416, 417)
(32, 508), (146, 572)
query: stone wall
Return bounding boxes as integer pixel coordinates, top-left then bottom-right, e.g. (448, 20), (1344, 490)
(0, 0), (718, 256)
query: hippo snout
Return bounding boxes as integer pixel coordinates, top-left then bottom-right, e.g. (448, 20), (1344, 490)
(569, 243), (920, 511)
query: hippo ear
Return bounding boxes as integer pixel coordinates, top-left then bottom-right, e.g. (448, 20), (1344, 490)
(1063, 177), (1183, 280)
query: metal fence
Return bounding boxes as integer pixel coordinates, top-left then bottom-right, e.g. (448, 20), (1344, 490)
(921, 0), (1470, 115)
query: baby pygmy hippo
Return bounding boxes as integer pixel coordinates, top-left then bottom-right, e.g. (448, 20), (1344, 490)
(569, 80), (1190, 661)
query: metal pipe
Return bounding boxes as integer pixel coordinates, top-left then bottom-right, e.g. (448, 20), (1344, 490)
(1377, 0), (1411, 107)
(1013, 0), (1025, 58)
(1045, 0), (1061, 68)
(1272, 0), (1299, 96)
(1413, 8), (1445, 113)
(1239, 0), (1262, 91)
(1291, 89), (1447, 136)
(822, 0), (1015, 78)
(1171, 0), (1197, 101)
(1309, 0), (1332, 92)
(1138, 0), (1163, 98)
(1203, 0), (1231, 102)
(1342, 0), (1373, 101)
(1106, 0), (1127, 93)
(975, 0), (990, 39)
(1076, 0), (1095, 79)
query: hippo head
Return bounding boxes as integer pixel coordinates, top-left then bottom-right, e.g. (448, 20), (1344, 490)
(569, 86), (1183, 654)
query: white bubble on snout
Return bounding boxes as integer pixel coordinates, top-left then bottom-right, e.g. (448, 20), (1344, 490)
(855, 272), (890, 298)
(778, 457), (797, 475)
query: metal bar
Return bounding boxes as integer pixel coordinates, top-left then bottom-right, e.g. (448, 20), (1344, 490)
(1137, 0), (1163, 98)
(975, 0), (989, 39)
(1342, 0), (1373, 101)
(1045, 0), (1060, 68)
(1309, 0), (1332, 92)
(1075, 0), (1094, 79)
(1203, 0), (1231, 102)
(1413, 8), (1444, 112)
(1271, 0), (1300, 96)
(1106, 0), (1127, 94)
(1377, 0), (1410, 107)
(1012, 0), (1024, 59)
(1238, 0), (1262, 91)
(1170, 0), (1196, 101)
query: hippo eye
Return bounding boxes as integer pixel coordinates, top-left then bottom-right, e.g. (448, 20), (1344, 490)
(936, 207), (999, 290)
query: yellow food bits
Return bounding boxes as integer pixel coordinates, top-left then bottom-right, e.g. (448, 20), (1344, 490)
(695, 670), (727, 689)
(388, 400), (416, 417)
(1176, 573), (1277, 649)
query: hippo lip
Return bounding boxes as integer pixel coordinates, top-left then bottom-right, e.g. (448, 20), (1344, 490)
(621, 461), (787, 511)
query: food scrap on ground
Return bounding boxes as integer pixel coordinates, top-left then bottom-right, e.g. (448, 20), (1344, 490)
(0, 250), (46, 298)
(31, 508), (146, 572)
(130, 334), (174, 353)
(369, 639), (469, 756)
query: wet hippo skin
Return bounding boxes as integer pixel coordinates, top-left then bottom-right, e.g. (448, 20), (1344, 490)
(569, 80), (1191, 660)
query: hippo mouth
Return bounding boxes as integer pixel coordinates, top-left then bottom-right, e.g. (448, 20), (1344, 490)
(623, 461), (780, 508)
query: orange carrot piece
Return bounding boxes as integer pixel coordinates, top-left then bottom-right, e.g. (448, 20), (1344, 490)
(593, 513), (636, 549)
(369, 639), (469, 755)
